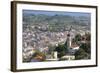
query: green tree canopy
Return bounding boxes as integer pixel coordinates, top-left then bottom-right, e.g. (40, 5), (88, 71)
(55, 44), (68, 58)
(75, 34), (82, 41)
(80, 43), (91, 53)
(75, 48), (90, 60)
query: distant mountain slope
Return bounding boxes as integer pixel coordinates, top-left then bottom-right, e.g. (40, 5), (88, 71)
(23, 13), (90, 32)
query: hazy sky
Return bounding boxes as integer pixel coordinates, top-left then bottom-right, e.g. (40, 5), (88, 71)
(23, 9), (91, 17)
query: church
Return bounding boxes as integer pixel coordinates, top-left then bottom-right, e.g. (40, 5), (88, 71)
(46, 26), (80, 61)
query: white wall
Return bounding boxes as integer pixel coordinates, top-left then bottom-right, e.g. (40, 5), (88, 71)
(0, 0), (99, 73)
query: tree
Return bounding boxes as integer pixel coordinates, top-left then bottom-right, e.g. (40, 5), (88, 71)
(85, 32), (91, 41)
(74, 48), (90, 60)
(80, 43), (91, 53)
(30, 50), (46, 62)
(75, 34), (82, 41)
(55, 44), (68, 58)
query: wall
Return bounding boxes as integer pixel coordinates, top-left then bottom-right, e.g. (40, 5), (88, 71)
(0, 0), (99, 73)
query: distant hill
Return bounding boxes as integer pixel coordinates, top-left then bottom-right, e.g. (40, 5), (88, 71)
(23, 12), (91, 32)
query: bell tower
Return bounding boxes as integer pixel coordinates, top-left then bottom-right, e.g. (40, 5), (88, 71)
(66, 26), (72, 49)
(67, 33), (71, 49)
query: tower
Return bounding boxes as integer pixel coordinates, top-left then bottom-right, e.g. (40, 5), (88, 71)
(66, 26), (72, 49)
(67, 33), (71, 49)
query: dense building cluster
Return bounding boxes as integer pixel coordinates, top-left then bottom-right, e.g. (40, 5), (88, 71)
(22, 12), (91, 62)
(22, 23), (90, 62)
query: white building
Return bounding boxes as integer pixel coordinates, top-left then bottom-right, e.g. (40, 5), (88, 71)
(61, 55), (75, 60)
